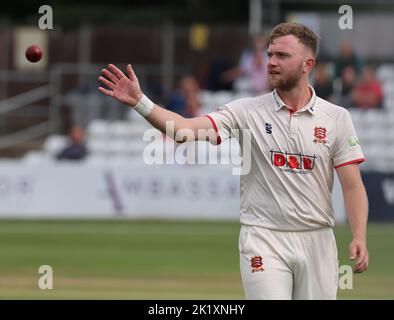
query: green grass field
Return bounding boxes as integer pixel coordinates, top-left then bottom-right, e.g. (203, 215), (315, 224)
(0, 219), (393, 299)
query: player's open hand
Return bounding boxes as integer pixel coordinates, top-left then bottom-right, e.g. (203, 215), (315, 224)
(98, 64), (143, 107)
(349, 239), (369, 273)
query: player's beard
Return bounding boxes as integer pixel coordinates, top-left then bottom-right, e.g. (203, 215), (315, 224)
(269, 62), (303, 91)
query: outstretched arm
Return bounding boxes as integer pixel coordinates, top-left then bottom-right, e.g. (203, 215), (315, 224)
(98, 64), (215, 143)
(336, 164), (369, 273)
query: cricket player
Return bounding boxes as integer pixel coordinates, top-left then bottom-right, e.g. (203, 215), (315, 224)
(98, 22), (369, 300)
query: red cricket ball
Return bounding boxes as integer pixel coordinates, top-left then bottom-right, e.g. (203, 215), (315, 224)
(25, 45), (43, 63)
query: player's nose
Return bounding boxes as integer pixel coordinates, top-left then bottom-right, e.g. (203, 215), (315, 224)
(268, 55), (278, 67)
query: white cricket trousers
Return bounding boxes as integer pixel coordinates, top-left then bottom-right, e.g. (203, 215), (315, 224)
(239, 225), (339, 300)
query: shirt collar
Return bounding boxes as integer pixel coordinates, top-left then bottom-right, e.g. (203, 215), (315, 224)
(272, 85), (317, 115)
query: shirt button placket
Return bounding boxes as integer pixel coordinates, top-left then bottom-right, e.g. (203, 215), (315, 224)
(290, 113), (298, 135)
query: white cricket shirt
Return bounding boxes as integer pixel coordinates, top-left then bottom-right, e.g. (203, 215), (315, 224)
(206, 86), (365, 231)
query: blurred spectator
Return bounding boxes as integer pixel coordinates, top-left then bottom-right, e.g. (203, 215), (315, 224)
(166, 76), (203, 118)
(352, 65), (384, 109)
(221, 32), (270, 95)
(193, 61), (210, 90)
(57, 126), (88, 161)
(334, 42), (363, 79)
(313, 62), (334, 101)
(340, 66), (357, 108)
(206, 56), (235, 91)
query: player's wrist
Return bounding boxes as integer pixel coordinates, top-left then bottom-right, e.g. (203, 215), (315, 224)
(132, 93), (155, 117)
(352, 235), (366, 243)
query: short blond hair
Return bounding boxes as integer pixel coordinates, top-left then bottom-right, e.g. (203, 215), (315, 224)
(269, 22), (318, 57)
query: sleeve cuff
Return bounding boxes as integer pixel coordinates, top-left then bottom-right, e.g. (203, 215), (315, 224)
(204, 115), (222, 145)
(334, 158), (365, 169)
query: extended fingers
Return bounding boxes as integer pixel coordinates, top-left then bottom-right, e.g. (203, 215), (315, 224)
(101, 69), (118, 84)
(108, 64), (125, 80)
(98, 86), (113, 97)
(127, 64), (137, 81)
(98, 75), (115, 90)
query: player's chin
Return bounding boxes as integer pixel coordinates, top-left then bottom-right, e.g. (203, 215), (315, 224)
(268, 78), (279, 88)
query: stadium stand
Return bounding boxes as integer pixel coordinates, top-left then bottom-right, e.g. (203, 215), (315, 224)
(28, 65), (394, 172)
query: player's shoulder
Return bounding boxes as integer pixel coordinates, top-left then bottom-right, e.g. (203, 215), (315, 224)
(315, 96), (351, 121)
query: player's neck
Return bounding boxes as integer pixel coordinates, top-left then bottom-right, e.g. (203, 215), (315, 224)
(276, 83), (312, 111)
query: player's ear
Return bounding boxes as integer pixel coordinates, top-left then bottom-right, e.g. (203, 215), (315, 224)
(304, 57), (315, 73)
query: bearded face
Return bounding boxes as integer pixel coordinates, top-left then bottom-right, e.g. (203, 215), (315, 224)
(267, 35), (313, 91)
(268, 61), (304, 91)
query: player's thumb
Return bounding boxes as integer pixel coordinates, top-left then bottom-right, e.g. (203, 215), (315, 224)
(349, 243), (358, 260)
